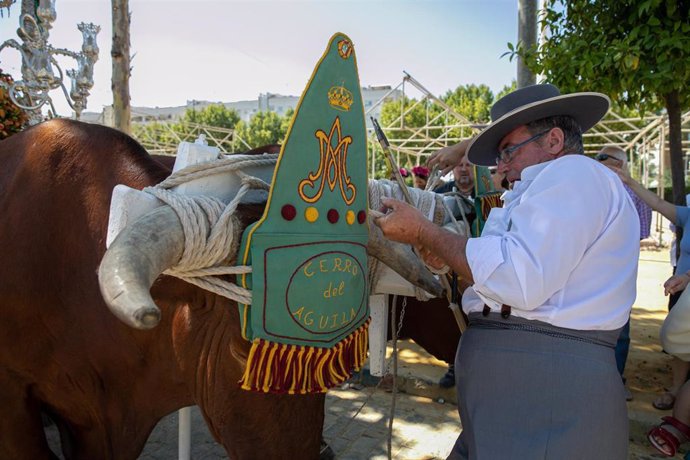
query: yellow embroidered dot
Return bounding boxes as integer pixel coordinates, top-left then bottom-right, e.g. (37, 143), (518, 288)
(305, 206), (319, 222)
(346, 210), (355, 225)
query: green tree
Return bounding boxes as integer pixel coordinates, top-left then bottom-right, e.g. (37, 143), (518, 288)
(442, 84), (494, 123)
(235, 110), (287, 149)
(511, 0), (690, 204)
(182, 104), (240, 130)
(380, 96), (441, 131)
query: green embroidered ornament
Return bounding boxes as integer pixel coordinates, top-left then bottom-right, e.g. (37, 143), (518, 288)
(238, 33), (369, 394)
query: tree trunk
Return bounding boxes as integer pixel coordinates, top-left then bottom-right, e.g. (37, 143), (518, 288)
(517, 0), (538, 88)
(111, 0), (131, 134)
(665, 90), (685, 206)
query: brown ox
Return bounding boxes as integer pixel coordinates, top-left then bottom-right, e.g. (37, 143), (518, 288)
(0, 119), (440, 459)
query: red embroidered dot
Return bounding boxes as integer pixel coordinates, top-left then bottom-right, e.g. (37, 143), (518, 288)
(327, 209), (339, 223)
(357, 210), (366, 224)
(281, 204), (296, 221)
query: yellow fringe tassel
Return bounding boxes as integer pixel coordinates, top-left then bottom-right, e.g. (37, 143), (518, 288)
(239, 319), (370, 394)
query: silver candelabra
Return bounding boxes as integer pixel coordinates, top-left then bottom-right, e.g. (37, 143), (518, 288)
(0, 0), (100, 124)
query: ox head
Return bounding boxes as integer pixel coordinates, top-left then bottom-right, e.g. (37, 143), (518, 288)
(98, 204), (443, 330)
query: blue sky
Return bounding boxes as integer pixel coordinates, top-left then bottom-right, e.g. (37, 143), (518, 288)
(0, 0), (518, 116)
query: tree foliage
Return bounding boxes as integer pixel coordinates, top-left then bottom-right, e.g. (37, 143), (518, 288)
(380, 96), (443, 131)
(234, 110), (288, 149)
(0, 69), (28, 140)
(441, 84), (494, 123)
(182, 104), (240, 130)
(510, 0), (690, 203)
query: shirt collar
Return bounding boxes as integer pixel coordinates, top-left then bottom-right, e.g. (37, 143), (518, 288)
(519, 160), (553, 182)
(502, 160), (554, 204)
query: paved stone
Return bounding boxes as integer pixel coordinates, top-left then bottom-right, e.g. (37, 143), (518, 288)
(43, 238), (685, 459)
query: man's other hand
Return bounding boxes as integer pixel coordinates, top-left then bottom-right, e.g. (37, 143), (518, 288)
(427, 138), (472, 176)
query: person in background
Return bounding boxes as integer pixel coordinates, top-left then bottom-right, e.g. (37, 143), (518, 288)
(434, 154), (475, 197)
(609, 165), (690, 456)
(596, 145), (652, 401)
(412, 165), (430, 189)
(379, 84), (637, 459)
(669, 194), (690, 272)
(610, 161), (690, 412)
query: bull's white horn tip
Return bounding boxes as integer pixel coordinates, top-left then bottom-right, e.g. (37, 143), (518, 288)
(134, 307), (161, 329)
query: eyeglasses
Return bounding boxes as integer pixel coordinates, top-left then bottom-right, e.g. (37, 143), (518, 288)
(495, 130), (550, 165)
(594, 153), (623, 163)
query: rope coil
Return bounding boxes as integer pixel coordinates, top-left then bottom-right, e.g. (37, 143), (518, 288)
(143, 154), (278, 305)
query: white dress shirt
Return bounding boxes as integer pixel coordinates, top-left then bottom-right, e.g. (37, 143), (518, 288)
(463, 155), (639, 330)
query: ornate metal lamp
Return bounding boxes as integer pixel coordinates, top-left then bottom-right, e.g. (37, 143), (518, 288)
(0, 0), (17, 18)
(0, 0), (100, 124)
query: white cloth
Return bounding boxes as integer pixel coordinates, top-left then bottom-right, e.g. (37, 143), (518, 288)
(463, 155), (639, 331)
(661, 286), (690, 360)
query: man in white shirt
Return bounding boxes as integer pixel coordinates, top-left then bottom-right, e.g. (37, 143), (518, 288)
(375, 84), (639, 459)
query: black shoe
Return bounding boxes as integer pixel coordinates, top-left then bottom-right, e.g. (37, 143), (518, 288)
(439, 366), (455, 388)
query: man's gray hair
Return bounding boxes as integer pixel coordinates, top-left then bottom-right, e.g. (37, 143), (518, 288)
(525, 115), (584, 155)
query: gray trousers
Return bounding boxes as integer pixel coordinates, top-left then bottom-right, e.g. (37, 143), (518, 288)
(448, 321), (628, 460)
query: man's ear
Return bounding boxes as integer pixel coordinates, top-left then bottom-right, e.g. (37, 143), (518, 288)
(545, 127), (565, 156)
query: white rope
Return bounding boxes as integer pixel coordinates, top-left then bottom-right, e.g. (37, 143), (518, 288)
(143, 154), (278, 305)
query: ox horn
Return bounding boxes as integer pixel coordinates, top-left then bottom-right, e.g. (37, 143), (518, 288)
(367, 219), (444, 298)
(98, 206), (184, 330)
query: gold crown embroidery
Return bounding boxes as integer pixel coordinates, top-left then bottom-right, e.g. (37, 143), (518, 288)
(298, 116), (356, 205)
(328, 85), (353, 111)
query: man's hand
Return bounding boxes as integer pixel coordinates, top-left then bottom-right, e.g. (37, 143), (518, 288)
(374, 199), (446, 270)
(374, 197), (475, 285)
(373, 197), (429, 245)
(426, 138), (472, 176)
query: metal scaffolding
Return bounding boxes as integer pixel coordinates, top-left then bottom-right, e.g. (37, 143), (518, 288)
(366, 72), (690, 191)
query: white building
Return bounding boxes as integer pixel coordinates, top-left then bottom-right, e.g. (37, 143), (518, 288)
(90, 86), (401, 127)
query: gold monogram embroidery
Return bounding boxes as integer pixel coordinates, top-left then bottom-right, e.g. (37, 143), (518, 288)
(298, 117), (356, 205)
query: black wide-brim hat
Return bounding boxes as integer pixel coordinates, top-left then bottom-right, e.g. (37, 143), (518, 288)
(466, 84), (610, 166)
